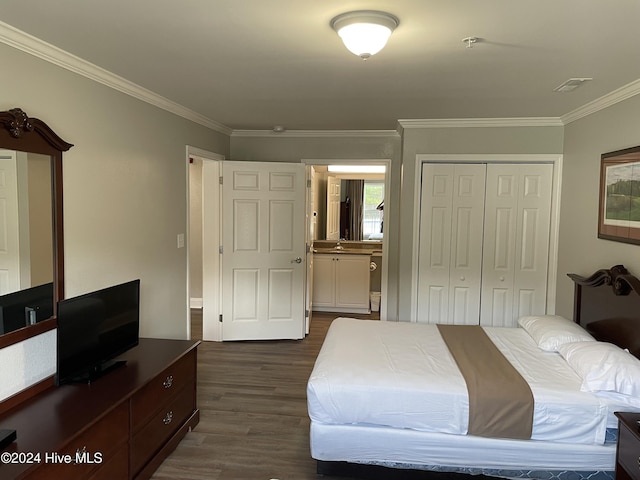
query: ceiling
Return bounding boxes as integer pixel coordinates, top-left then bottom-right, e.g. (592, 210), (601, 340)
(1, 0), (639, 132)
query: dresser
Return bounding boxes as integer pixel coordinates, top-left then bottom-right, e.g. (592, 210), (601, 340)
(615, 412), (640, 480)
(0, 338), (199, 480)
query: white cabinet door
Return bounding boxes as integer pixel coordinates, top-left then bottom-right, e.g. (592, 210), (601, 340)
(335, 255), (371, 309)
(480, 164), (553, 327)
(417, 164), (486, 324)
(312, 254), (370, 313)
(312, 255), (336, 307)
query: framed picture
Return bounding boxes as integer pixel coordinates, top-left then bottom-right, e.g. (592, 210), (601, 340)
(599, 146), (640, 245)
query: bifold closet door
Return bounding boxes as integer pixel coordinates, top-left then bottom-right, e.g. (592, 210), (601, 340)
(416, 164), (486, 324)
(480, 163), (553, 327)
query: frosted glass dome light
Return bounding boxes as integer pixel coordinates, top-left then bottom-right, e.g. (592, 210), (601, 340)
(331, 11), (399, 59)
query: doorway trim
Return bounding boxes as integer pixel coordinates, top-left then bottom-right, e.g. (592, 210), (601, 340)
(186, 145), (225, 341)
(410, 153), (563, 323)
(302, 158), (392, 321)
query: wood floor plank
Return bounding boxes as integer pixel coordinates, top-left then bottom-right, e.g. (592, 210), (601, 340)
(150, 311), (370, 480)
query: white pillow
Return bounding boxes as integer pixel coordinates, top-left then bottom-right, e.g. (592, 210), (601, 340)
(518, 315), (594, 351)
(557, 341), (640, 397)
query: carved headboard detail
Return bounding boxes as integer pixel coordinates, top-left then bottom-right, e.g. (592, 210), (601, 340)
(568, 265), (640, 359)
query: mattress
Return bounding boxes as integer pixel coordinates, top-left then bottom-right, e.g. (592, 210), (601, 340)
(307, 317), (629, 446)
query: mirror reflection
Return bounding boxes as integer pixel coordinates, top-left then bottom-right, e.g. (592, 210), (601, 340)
(310, 165), (385, 242)
(0, 149), (53, 334)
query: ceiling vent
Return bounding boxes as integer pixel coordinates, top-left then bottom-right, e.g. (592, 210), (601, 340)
(554, 78), (592, 92)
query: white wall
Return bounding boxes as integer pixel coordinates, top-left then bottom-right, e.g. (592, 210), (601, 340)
(0, 42), (229, 400)
(556, 95), (640, 318)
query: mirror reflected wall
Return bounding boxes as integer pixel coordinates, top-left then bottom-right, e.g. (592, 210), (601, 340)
(0, 108), (71, 348)
(310, 165), (385, 242)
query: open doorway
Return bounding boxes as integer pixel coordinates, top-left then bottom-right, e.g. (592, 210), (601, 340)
(304, 160), (390, 324)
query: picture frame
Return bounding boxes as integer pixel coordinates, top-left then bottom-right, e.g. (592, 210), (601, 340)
(598, 146), (640, 245)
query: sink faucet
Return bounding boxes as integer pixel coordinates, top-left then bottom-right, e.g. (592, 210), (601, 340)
(335, 241), (344, 250)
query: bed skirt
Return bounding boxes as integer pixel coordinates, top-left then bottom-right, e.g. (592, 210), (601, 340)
(310, 421), (616, 479)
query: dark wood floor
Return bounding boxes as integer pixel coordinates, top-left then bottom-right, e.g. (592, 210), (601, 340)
(150, 311), (378, 480)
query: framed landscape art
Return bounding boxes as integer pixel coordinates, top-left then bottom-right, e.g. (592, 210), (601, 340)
(599, 146), (640, 245)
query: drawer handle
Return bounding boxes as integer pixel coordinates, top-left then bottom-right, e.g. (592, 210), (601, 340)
(163, 411), (174, 425)
(163, 375), (174, 388)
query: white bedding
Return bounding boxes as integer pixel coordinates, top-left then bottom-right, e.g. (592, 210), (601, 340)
(307, 318), (630, 446)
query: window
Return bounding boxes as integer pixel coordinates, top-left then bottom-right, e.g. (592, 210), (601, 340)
(362, 181), (384, 238)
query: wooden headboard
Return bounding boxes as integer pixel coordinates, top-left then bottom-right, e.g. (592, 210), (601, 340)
(568, 264), (640, 359)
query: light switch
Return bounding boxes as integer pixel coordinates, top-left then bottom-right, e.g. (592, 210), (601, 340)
(177, 233), (185, 248)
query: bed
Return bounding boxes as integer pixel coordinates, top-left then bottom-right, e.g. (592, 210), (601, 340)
(307, 265), (640, 479)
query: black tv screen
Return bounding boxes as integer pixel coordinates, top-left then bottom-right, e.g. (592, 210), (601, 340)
(55, 279), (140, 385)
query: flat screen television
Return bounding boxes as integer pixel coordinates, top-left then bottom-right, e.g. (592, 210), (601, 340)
(55, 279), (140, 385)
(0, 282), (54, 334)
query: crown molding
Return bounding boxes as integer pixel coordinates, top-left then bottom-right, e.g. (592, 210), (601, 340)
(560, 79), (640, 125)
(231, 129), (400, 138)
(4, 20), (639, 136)
(0, 21), (233, 136)
(398, 117), (563, 129)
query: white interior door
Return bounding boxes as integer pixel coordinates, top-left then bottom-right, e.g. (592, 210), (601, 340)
(0, 151), (21, 294)
(221, 161), (306, 340)
(201, 158), (222, 341)
(326, 175), (341, 241)
(480, 164), (553, 326)
(417, 164), (486, 324)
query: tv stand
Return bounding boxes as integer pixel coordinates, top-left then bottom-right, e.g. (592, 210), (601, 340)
(0, 338), (199, 480)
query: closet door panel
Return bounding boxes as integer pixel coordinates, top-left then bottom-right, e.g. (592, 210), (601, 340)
(512, 165), (553, 319)
(449, 165), (486, 325)
(417, 164), (485, 324)
(417, 165), (453, 323)
(481, 169), (517, 326)
(481, 164), (553, 326)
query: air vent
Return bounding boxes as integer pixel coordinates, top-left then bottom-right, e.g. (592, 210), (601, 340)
(554, 78), (592, 92)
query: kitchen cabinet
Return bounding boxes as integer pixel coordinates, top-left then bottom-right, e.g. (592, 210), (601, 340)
(312, 254), (371, 314)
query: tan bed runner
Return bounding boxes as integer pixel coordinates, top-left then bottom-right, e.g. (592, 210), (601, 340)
(437, 324), (534, 440)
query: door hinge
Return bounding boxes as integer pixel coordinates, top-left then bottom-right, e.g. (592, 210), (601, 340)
(219, 314), (223, 323)
(219, 245), (223, 254)
(219, 176), (223, 185)
(305, 309), (309, 318)
(306, 243), (311, 254)
(307, 179), (312, 188)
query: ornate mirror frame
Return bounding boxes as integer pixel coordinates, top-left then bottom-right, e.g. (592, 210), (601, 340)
(0, 108), (72, 349)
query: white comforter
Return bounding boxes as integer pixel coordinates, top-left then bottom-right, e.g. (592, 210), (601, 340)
(307, 318), (618, 445)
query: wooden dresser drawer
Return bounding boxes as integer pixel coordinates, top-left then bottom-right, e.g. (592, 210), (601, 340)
(26, 402), (129, 480)
(131, 350), (196, 428)
(87, 444), (129, 480)
(618, 421), (640, 480)
(131, 384), (196, 475)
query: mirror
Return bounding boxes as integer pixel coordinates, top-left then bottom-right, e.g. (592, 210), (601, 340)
(0, 108), (71, 348)
(310, 165), (385, 242)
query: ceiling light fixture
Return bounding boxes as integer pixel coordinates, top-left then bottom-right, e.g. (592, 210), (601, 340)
(330, 10), (399, 60)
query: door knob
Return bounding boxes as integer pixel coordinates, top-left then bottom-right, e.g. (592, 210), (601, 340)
(292, 257), (302, 264)
(499, 276), (505, 282)
(460, 276), (465, 281)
